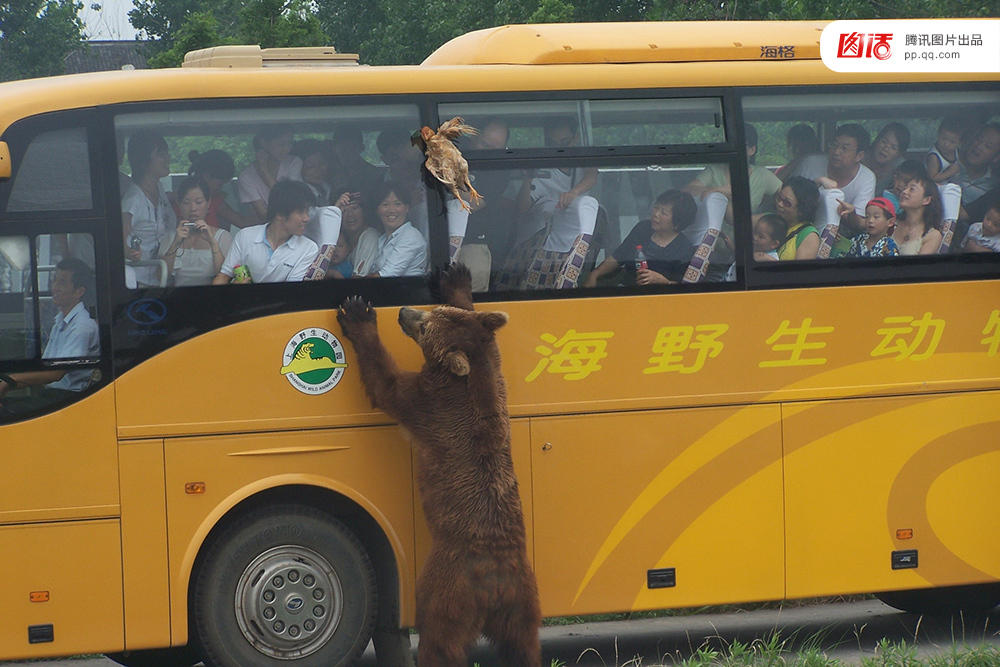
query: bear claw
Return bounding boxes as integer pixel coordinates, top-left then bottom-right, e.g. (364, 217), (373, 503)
(337, 296), (376, 330)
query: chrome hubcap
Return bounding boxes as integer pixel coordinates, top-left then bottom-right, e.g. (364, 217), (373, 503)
(234, 545), (344, 659)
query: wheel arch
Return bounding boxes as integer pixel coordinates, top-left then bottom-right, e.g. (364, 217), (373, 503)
(172, 476), (412, 647)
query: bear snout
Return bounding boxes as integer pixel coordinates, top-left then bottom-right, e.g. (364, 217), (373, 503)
(398, 307), (424, 339)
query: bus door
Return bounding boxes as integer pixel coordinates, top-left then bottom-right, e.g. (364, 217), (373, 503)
(0, 110), (123, 659)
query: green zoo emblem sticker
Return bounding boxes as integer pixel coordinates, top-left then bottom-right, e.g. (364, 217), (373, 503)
(280, 328), (348, 395)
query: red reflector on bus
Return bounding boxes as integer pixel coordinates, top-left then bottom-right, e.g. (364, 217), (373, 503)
(185, 482), (206, 494)
(896, 528), (913, 540)
(29, 591), (49, 603)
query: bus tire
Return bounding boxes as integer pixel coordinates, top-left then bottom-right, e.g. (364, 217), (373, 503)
(193, 505), (376, 667)
(876, 582), (1000, 615)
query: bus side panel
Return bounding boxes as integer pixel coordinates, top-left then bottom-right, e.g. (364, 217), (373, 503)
(119, 439), (171, 650)
(531, 404), (783, 617)
(784, 390), (1000, 599)
(162, 427), (416, 642)
(0, 519), (123, 659)
(0, 386), (118, 524)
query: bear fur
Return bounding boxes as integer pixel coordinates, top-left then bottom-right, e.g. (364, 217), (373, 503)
(337, 264), (542, 667)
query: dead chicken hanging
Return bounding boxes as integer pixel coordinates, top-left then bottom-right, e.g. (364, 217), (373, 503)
(412, 117), (483, 212)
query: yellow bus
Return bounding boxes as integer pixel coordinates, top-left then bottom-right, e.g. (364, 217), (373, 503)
(1, 20), (998, 667)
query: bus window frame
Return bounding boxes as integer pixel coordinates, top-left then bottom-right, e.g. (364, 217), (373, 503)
(736, 81), (1000, 291)
(433, 87), (734, 161)
(0, 108), (107, 220)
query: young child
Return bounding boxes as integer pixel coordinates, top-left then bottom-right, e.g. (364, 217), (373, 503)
(962, 201), (1000, 253)
(925, 116), (963, 184)
(882, 159), (924, 212)
(848, 197), (900, 257)
(752, 213), (787, 262)
(325, 231), (354, 278)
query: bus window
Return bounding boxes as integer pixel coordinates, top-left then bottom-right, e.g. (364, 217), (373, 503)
(0, 233), (100, 420)
(440, 96), (725, 149)
(0, 236), (33, 360)
(114, 103), (430, 286)
(743, 89), (1000, 260)
(454, 160), (738, 292)
(5, 127), (92, 213)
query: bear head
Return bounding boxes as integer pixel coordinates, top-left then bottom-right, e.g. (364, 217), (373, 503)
(397, 305), (507, 376)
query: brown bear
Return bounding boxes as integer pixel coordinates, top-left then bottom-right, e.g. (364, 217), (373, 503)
(337, 264), (541, 667)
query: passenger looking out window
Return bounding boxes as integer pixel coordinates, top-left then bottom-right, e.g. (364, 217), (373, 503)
(846, 197), (901, 257)
(864, 123), (910, 195)
(368, 181), (428, 278)
(238, 127), (303, 224)
(956, 123), (1000, 223)
(767, 177), (820, 260)
(892, 173), (943, 255)
(752, 214), (788, 262)
(122, 131), (177, 286)
(376, 129), (429, 240)
(187, 149), (250, 231)
(582, 190), (696, 286)
(787, 123), (876, 236)
(340, 192), (379, 277)
(962, 202), (1000, 253)
(161, 178), (233, 286)
(513, 118), (600, 256)
(292, 139), (332, 206)
(775, 124), (820, 182)
(214, 180), (317, 284)
(925, 116), (964, 184)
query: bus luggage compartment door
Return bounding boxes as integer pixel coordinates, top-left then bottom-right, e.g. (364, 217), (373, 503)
(531, 403), (783, 617)
(783, 390), (1000, 599)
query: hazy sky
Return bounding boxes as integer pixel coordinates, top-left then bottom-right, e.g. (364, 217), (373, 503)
(80, 0), (138, 40)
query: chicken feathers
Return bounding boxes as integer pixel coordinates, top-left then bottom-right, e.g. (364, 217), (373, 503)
(412, 117), (483, 213)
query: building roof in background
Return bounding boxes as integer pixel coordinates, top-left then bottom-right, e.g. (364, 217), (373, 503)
(64, 40), (150, 74)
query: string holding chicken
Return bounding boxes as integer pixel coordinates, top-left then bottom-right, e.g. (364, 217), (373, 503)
(411, 116), (483, 213)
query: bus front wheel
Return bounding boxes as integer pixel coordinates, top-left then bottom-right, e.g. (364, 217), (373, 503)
(193, 505), (377, 667)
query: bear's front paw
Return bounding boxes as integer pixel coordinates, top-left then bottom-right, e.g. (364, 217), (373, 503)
(337, 296), (377, 338)
(438, 262), (474, 309)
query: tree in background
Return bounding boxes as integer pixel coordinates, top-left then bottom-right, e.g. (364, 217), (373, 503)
(0, 0), (86, 81)
(132, 0), (328, 68)
(117, 0), (1000, 71)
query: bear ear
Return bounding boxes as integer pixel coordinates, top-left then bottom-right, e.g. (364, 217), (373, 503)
(444, 350), (471, 376)
(477, 311), (508, 332)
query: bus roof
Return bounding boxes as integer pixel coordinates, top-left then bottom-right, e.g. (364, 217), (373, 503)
(422, 21), (827, 66)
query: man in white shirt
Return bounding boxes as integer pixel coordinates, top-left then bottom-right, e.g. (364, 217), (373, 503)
(0, 258), (100, 408)
(214, 180), (319, 284)
(790, 123), (876, 235)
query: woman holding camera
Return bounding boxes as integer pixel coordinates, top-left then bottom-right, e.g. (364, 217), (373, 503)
(161, 177), (233, 286)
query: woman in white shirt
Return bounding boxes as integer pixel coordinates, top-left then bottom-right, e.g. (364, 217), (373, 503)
(160, 177), (233, 286)
(369, 181), (428, 278)
(121, 130), (177, 286)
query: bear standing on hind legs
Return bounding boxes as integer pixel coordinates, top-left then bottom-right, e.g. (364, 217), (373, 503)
(337, 264), (542, 667)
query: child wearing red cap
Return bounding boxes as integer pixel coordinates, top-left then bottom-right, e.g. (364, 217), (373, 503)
(847, 197), (900, 257)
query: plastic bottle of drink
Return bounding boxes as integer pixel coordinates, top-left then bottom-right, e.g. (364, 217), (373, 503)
(635, 244), (648, 271)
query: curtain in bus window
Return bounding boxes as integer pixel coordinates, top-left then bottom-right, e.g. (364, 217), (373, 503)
(6, 128), (92, 212)
(439, 97), (725, 149)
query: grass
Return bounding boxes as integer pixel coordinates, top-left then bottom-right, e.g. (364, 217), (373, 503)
(511, 637), (1000, 666)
